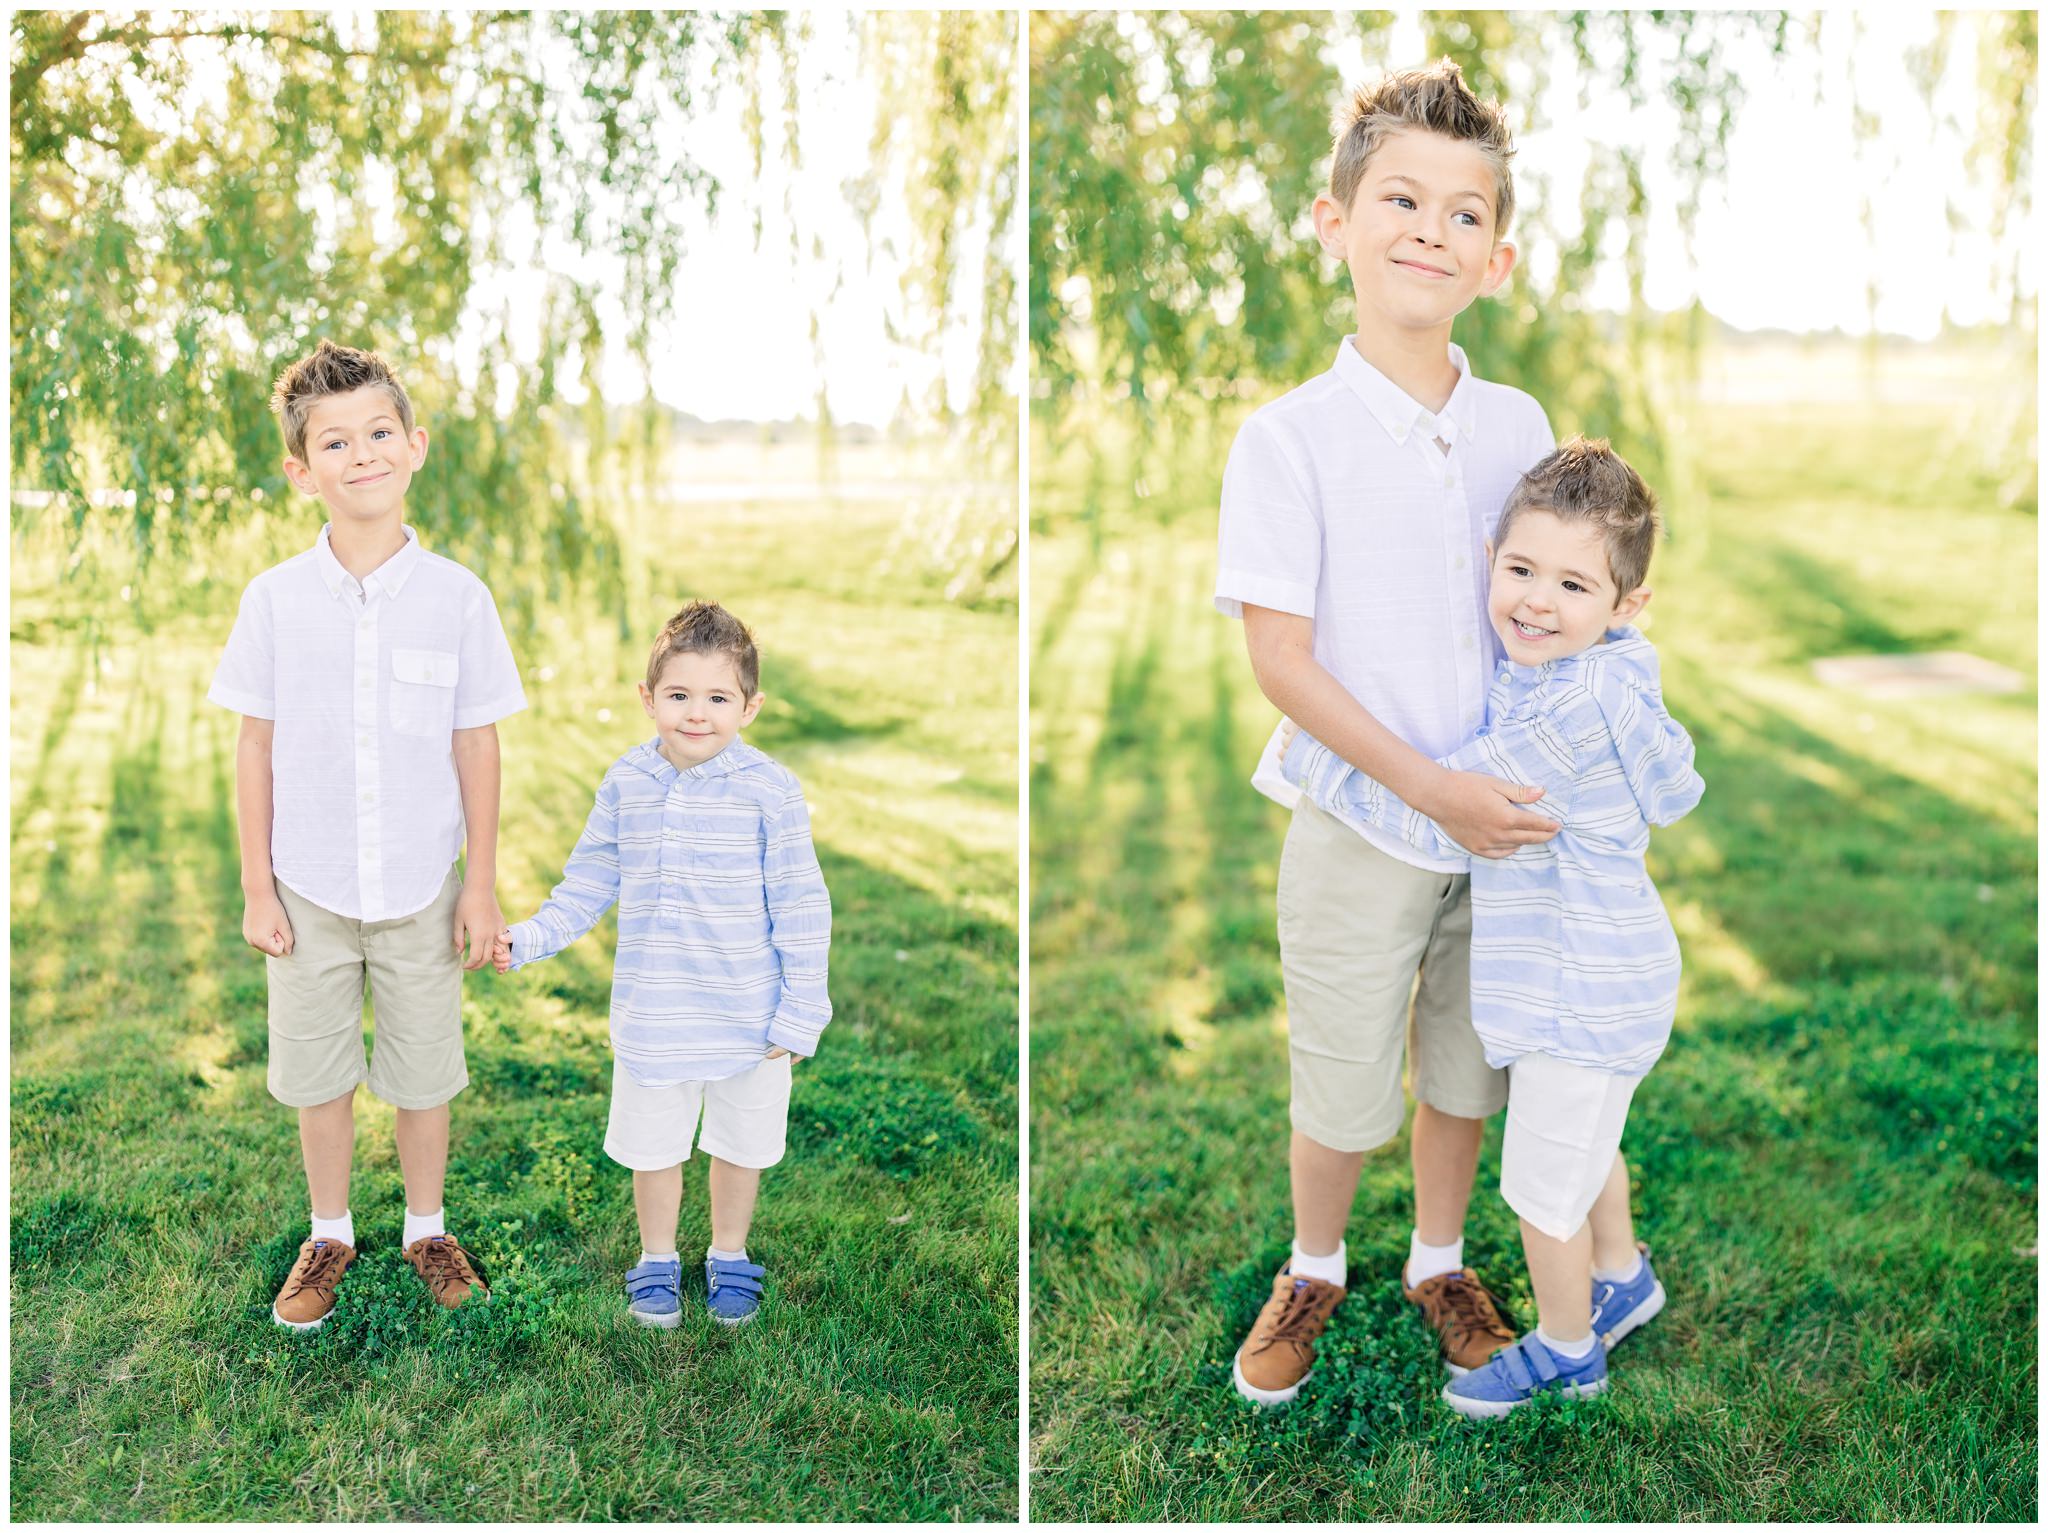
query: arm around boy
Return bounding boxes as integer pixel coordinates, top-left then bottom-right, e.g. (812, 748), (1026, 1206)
(1215, 61), (1567, 1406)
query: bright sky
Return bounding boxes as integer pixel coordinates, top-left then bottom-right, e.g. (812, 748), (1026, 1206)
(1351, 9), (2035, 340)
(461, 13), (986, 428)
(179, 11), (2030, 422)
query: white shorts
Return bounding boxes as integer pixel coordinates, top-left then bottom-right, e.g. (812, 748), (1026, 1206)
(602, 1054), (794, 1172)
(1499, 1052), (1641, 1241)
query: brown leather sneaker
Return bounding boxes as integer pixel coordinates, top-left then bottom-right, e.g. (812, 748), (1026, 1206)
(1403, 1265), (1516, 1374)
(1232, 1265), (1346, 1405)
(272, 1237), (357, 1331)
(402, 1234), (490, 1308)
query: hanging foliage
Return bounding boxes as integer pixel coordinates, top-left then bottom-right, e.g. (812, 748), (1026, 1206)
(859, 9), (1021, 606)
(10, 9), (1022, 609)
(1029, 10), (1816, 490)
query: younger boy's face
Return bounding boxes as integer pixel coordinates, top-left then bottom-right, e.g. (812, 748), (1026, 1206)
(1487, 508), (1649, 666)
(639, 651), (763, 771)
(283, 386), (428, 525)
(1315, 129), (1517, 337)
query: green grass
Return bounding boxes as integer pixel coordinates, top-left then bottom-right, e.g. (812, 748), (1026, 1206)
(10, 440), (1019, 1521)
(1027, 343), (2037, 1520)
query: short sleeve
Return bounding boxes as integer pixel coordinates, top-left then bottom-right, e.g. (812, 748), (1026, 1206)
(1527, 396), (1556, 462)
(1215, 414), (1320, 621)
(452, 580), (527, 729)
(207, 578), (277, 719)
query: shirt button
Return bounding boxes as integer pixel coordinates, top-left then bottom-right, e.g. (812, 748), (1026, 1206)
(1453, 556), (1466, 570)
(360, 791), (374, 804)
(1462, 637), (1476, 652)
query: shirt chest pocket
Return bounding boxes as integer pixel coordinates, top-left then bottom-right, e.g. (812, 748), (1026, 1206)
(390, 648), (459, 738)
(659, 811), (759, 901)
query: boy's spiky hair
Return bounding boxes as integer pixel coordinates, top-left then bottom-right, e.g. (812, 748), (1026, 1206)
(1497, 437), (1662, 598)
(646, 600), (760, 698)
(1331, 58), (1517, 239)
(270, 339), (416, 463)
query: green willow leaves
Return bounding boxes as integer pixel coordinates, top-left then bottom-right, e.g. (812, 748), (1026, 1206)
(1030, 10), (1783, 489)
(1030, 10), (2035, 514)
(11, 9), (1020, 612)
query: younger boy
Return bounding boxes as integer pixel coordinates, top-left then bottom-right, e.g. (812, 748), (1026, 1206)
(210, 339), (526, 1329)
(1218, 60), (1561, 1404)
(493, 601), (831, 1326)
(1283, 437), (1704, 1415)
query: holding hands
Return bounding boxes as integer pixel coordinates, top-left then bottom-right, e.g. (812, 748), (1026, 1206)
(453, 885), (504, 972)
(492, 928), (515, 974)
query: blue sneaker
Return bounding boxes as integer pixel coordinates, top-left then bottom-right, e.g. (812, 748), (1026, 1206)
(1441, 1332), (1608, 1419)
(704, 1254), (765, 1326)
(1591, 1243), (1665, 1349)
(624, 1257), (683, 1329)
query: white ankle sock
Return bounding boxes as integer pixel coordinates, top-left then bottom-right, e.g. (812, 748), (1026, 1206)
(402, 1207), (445, 1248)
(1537, 1326), (1598, 1360)
(310, 1210), (355, 1249)
(1289, 1239), (1346, 1287)
(639, 1250), (678, 1266)
(1405, 1231), (1464, 1286)
(1594, 1249), (1645, 1284)
(707, 1244), (748, 1264)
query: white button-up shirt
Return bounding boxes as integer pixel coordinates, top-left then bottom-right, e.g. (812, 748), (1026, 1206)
(1215, 338), (1555, 872)
(208, 524), (527, 921)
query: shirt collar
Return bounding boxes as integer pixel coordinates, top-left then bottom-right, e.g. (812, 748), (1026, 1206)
(1333, 338), (1480, 448)
(312, 523), (424, 599)
(634, 736), (757, 781)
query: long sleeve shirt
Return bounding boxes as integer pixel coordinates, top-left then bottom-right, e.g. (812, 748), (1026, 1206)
(505, 738), (832, 1086)
(1283, 628), (1704, 1078)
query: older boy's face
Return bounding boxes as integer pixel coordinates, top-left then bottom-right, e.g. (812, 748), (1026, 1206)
(1487, 508), (1649, 665)
(1319, 130), (1516, 336)
(638, 650), (763, 771)
(283, 386), (427, 524)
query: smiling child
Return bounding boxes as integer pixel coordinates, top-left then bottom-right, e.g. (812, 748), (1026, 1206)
(1283, 437), (1706, 1417)
(494, 600), (832, 1327)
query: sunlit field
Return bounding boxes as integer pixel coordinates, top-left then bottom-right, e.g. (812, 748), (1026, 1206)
(1027, 337), (2035, 1521)
(11, 436), (1019, 1521)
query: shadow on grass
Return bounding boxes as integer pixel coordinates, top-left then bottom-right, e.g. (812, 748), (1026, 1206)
(11, 683), (1020, 1519)
(1027, 540), (2036, 1519)
(9, 642), (91, 843)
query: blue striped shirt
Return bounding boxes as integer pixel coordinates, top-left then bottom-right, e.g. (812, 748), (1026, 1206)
(1283, 628), (1703, 1078)
(505, 738), (832, 1086)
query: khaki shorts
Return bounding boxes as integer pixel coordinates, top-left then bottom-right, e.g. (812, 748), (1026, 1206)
(266, 867), (467, 1110)
(603, 1054), (794, 1171)
(1278, 796), (1507, 1152)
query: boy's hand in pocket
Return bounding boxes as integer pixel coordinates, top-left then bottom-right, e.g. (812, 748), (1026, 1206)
(765, 1046), (794, 1062)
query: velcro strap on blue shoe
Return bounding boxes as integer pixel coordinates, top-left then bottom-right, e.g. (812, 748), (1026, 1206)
(626, 1267), (679, 1298)
(1499, 1342), (1536, 1392)
(1520, 1338), (1562, 1384)
(708, 1259), (765, 1296)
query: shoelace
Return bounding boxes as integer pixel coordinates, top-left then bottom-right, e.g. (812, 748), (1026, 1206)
(1434, 1273), (1510, 1353)
(411, 1237), (475, 1291)
(1261, 1280), (1335, 1348)
(284, 1240), (349, 1299)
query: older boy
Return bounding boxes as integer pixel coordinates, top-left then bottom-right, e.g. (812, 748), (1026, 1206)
(1283, 437), (1704, 1415)
(494, 601), (831, 1327)
(1217, 61), (1560, 1404)
(210, 340), (525, 1329)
